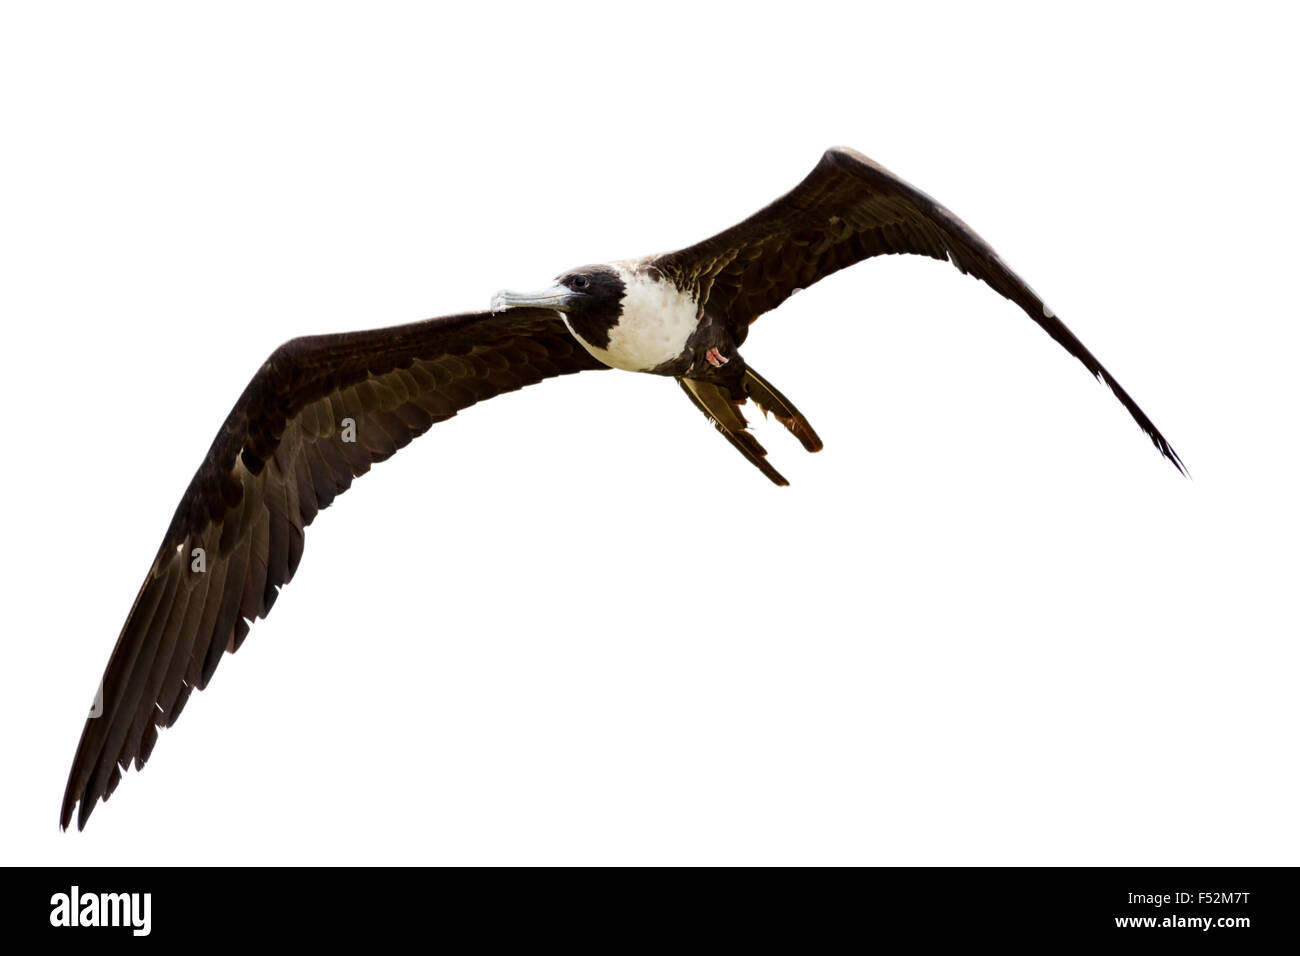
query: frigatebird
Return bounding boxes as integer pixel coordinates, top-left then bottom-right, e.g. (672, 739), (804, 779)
(60, 146), (1184, 829)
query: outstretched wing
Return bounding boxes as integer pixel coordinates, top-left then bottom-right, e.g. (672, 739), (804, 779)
(652, 146), (1183, 472)
(61, 308), (603, 829)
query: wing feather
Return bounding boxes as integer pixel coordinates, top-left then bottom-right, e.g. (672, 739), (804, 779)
(62, 308), (603, 829)
(653, 147), (1183, 471)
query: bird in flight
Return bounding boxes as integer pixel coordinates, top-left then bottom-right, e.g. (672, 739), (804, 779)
(61, 146), (1184, 829)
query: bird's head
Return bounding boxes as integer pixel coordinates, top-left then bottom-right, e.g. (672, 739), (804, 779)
(491, 264), (626, 346)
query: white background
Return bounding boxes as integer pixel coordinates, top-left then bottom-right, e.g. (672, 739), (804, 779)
(2, 1), (1296, 865)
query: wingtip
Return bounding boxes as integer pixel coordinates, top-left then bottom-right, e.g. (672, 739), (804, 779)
(59, 787), (77, 832)
(1091, 369), (1188, 481)
(59, 777), (98, 832)
(1164, 444), (1190, 479)
(58, 801), (79, 833)
(1139, 412), (1187, 478)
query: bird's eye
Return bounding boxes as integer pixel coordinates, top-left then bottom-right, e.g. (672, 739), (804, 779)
(570, 275), (590, 290)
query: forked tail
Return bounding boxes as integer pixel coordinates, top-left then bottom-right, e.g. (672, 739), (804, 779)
(677, 366), (822, 485)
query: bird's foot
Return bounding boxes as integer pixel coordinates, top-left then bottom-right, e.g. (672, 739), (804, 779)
(705, 347), (729, 368)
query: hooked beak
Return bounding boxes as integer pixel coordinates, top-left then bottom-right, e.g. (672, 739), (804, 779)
(490, 283), (579, 314)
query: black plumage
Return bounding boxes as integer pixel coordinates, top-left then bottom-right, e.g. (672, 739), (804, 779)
(652, 148), (1183, 473)
(61, 310), (602, 830)
(62, 147), (1182, 830)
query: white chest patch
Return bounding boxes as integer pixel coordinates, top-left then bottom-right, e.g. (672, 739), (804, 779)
(565, 265), (699, 372)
